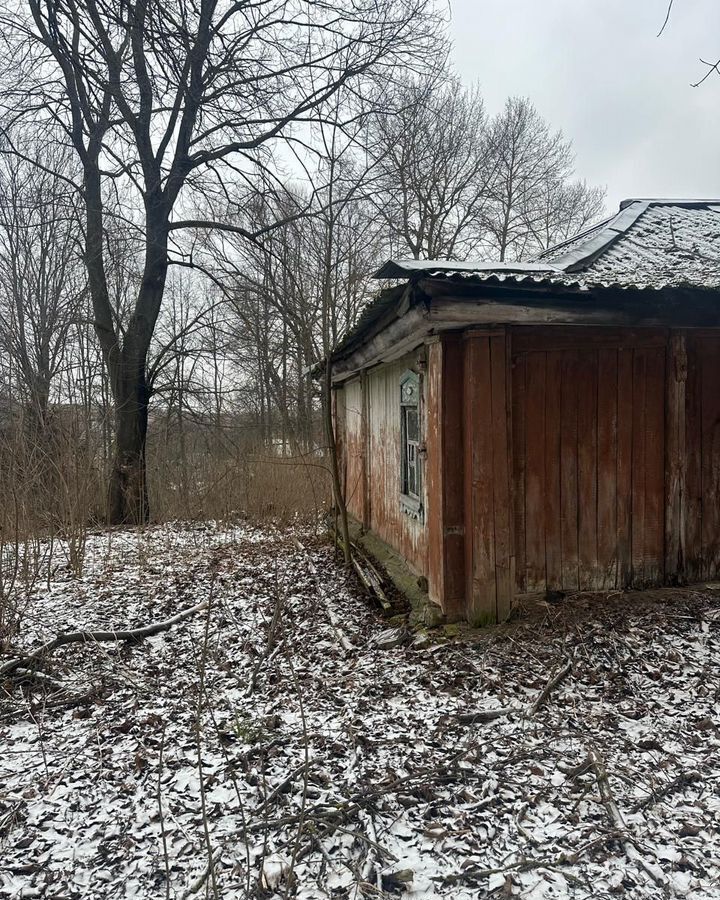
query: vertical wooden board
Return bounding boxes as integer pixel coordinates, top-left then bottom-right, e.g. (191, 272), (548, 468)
(342, 379), (365, 521)
(643, 347), (666, 584)
(631, 350), (647, 586)
(577, 350), (599, 590)
(490, 334), (513, 620)
(597, 348), (619, 589)
(701, 339), (720, 578)
(360, 371), (371, 530)
(465, 337), (497, 621)
(441, 336), (466, 609)
(366, 371), (382, 535)
(524, 351), (547, 592)
(334, 388), (346, 498)
(544, 351), (563, 590)
(665, 334), (686, 583)
(511, 354), (527, 592)
(684, 337), (703, 581)
(425, 341), (443, 606)
(464, 342), (475, 612)
(616, 348), (634, 588)
(560, 351), (580, 591)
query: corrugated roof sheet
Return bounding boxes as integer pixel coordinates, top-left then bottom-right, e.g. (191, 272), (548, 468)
(375, 259), (562, 278)
(543, 202), (720, 289)
(375, 199), (720, 291)
(326, 200), (720, 366)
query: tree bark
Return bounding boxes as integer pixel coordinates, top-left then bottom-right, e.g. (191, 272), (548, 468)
(107, 348), (151, 524)
(103, 204), (169, 525)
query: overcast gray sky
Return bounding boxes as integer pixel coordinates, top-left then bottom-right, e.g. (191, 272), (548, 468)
(449, 0), (720, 214)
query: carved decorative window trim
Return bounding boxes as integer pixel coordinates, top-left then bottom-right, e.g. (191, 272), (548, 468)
(400, 369), (423, 520)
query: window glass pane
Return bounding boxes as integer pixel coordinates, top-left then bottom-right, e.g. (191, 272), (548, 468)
(407, 458), (416, 495)
(400, 372), (421, 504)
(405, 408), (419, 442)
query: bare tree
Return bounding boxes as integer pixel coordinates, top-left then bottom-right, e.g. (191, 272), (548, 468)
(483, 97), (605, 261)
(0, 145), (85, 430)
(525, 177), (606, 253)
(0, 0), (442, 523)
(368, 76), (491, 260)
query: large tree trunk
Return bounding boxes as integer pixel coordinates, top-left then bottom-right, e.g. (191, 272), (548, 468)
(101, 204), (168, 526)
(107, 347), (151, 525)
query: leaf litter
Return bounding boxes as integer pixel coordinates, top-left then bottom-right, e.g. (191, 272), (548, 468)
(1, 521), (719, 899)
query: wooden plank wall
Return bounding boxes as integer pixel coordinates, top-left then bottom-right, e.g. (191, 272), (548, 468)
(512, 328), (666, 593)
(426, 336), (465, 619)
(366, 355), (428, 575)
(337, 327), (720, 621)
(684, 334), (720, 581)
(463, 331), (513, 623)
(337, 355), (428, 576)
(341, 378), (366, 525)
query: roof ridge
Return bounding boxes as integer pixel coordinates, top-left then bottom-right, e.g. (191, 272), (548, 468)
(536, 214), (615, 261)
(546, 200), (650, 273)
(374, 259), (562, 279)
(620, 198), (720, 209)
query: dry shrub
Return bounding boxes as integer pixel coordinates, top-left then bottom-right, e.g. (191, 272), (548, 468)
(0, 405), (329, 632)
(147, 443), (331, 524)
(0, 408), (104, 644)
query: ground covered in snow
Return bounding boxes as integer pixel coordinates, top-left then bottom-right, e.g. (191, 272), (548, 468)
(1, 522), (719, 899)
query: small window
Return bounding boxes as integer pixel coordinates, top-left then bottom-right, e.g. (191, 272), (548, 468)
(400, 370), (422, 516)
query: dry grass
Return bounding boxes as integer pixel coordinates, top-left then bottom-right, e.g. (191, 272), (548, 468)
(147, 449), (331, 524)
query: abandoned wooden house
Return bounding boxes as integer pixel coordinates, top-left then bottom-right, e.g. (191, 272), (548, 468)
(329, 199), (720, 624)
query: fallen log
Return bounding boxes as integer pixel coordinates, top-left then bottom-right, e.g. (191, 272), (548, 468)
(0, 598), (210, 678)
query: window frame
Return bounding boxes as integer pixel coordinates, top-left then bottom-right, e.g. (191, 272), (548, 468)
(399, 369), (423, 519)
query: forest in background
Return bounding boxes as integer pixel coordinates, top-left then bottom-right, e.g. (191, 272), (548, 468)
(0, 0), (605, 570)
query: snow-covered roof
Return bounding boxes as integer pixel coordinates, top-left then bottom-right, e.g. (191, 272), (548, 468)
(375, 199), (720, 291)
(323, 200), (720, 369)
(375, 259), (562, 279)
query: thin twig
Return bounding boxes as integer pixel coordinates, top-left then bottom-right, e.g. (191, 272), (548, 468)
(157, 722), (171, 900)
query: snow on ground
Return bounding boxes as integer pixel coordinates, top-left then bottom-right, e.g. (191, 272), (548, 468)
(1, 521), (719, 899)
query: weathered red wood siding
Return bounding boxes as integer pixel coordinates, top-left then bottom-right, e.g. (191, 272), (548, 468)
(337, 324), (720, 622)
(426, 335), (465, 618)
(336, 352), (429, 576)
(512, 327), (667, 593)
(340, 377), (367, 525)
(463, 330), (514, 623)
(366, 355), (428, 574)
(683, 333), (720, 581)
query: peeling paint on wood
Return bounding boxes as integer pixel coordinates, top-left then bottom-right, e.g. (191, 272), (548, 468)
(366, 355), (428, 575)
(336, 322), (720, 623)
(512, 327), (666, 593)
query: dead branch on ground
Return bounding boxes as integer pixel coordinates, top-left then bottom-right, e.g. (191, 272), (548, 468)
(587, 749), (667, 889)
(456, 659), (573, 725)
(293, 538), (354, 651)
(629, 769), (702, 813)
(0, 599), (210, 678)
